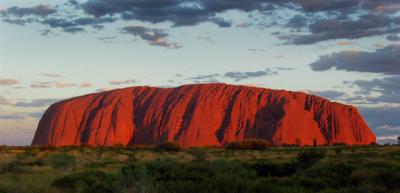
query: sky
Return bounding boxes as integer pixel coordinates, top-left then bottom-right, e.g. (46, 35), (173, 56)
(0, 0), (399, 145)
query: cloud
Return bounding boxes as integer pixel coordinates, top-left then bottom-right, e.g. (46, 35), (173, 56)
(2, 0), (399, 46)
(30, 81), (92, 89)
(308, 90), (346, 100)
(285, 14), (308, 28)
(0, 114), (25, 120)
(276, 67), (295, 71)
(39, 73), (61, 78)
(81, 0), (243, 27)
(353, 75), (400, 104)
(286, 13), (400, 45)
(121, 26), (180, 48)
(224, 68), (278, 81)
(310, 45), (400, 75)
(39, 29), (55, 37)
(336, 41), (355, 46)
(2, 18), (32, 25)
(98, 36), (118, 44)
(0, 111), (44, 120)
(197, 36), (214, 43)
(80, 82), (93, 88)
(30, 82), (52, 88)
(359, 106), (400, 137)
(14, 98), (61, 107)
(96, 87), (113, 92)
(80, 0), (396, 30)
(187, 74), (220, 81)
(41, 16), (115, 33)
(25, 111), (44, 118)
(55, 82), (76, 88)
(236, 22), (251, 28)
(0, 78), (20, 86)
(1, 5), (56, 17)
(292, 0), (360, 13)
(62, 26), (85, 33)
(186, 68), (280, 82)
(248, 48), (266, 52)
(361, 0), (400, 14)
(0, 95), (12, 105)
(387, 34), (400, 41)
(3, 14), (110, 34)
(376, 135), (399, 144)
(109, 79), (137, 85)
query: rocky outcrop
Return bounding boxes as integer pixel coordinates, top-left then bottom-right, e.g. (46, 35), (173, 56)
(32, 83), (376, 147)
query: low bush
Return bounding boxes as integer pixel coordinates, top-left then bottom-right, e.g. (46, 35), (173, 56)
(187, 148), (209, 162)
(156, 141), (181, 151)
(296, 150), (326, 169)
(47, 153), (76, 174)
(122, 163), (155, 193)
(300, 163), (355, 190)
(247, 160), (296, 177)
(52, 171), (122, 193)
(16, 150), (37, 161)
(0, 161), (27, 173)
(224, 139), (270, 150)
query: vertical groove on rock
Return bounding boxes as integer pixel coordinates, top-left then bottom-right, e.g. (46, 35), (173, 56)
(215, 88), (242, 143)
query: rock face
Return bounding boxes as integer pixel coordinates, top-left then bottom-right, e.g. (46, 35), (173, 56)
(32, 83), (376, 147)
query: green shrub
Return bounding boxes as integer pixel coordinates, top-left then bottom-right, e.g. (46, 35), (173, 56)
(47, 153), (76, 174)
(225, 139), (270, 150)
(52, 171), (122, 193)
(296, 150), (326, 169)
(247, 160), (296, 177)
(187, 148), (209, 162)
(300, 163), (355, 190)
(0, 160), (26, 173)
(15, 150), (37, 162)
(121, 163), (155, 193)
(156, 141), (181, 151)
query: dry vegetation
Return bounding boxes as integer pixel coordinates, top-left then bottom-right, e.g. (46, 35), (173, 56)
(0, 144), (399, 193)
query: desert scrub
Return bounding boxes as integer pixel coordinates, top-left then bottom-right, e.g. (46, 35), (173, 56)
(0, 145), (399, 193)
(52, 171), (122, 193)
(187, 148), (209, 162)
(155, 141), (181, 152)
(224, 139), (271, 150)
(47, 153), (76, 174)
(296, 150), (326, 169)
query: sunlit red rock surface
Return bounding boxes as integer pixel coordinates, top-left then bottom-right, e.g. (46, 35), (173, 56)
(32, 83), (376, 147)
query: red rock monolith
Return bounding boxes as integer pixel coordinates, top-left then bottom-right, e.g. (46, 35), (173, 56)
(32, 83), (376, 147)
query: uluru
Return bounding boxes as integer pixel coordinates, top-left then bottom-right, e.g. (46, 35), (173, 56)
(32, 83), (376, 147)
